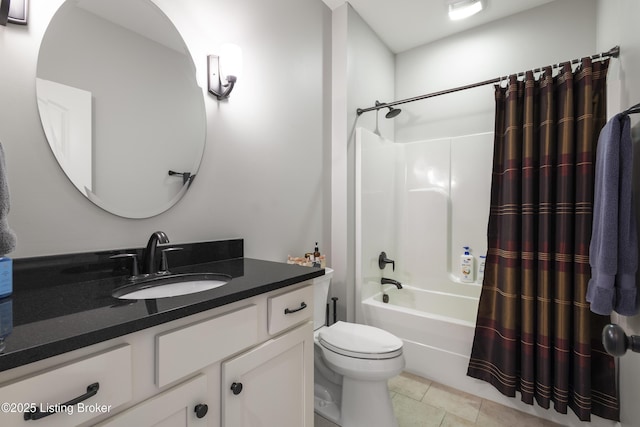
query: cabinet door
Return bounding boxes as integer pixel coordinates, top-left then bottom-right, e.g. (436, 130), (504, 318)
(96, 375), (209, 427)
(221, 322), (313, 427)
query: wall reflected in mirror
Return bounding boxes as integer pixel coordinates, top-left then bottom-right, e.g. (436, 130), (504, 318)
(36, 0), (206, 218)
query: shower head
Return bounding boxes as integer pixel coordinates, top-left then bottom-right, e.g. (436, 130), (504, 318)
(375, 100), (402, 119)
(385, 107), (401, 119)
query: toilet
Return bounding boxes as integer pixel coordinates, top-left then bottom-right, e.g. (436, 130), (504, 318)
(313, 268), (405, 427)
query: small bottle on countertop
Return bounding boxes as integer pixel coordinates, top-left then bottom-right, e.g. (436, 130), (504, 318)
(313, 242), (321, 267)
(460, 247), (474, 283)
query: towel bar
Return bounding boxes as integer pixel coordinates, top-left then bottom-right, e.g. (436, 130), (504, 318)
(168, 170), (194, 185)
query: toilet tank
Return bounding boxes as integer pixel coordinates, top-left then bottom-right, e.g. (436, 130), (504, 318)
(313, 268), (333, 330)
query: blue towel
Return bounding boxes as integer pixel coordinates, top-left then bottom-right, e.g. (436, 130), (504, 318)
(587, 113), (638, 315)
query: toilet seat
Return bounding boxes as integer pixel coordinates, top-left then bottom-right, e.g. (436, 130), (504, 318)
(318, 321), (403, 360)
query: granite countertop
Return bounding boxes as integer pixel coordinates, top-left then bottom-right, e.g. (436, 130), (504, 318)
(0, 239), (324, 373)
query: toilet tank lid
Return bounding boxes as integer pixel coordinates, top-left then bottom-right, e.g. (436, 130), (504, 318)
(319, 321), (403, 354)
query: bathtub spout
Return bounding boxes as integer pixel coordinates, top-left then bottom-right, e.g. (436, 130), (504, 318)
(381, 277), (402, 289)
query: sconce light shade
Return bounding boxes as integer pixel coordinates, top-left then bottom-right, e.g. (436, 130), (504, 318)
(208, 43), (242, 100)
(8, 0), (27, 25)
(0, 0), (28, 26)
(219, 43), (243, 83)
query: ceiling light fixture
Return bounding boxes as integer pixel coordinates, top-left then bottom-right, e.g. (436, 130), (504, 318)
(447, 0), (483, 21)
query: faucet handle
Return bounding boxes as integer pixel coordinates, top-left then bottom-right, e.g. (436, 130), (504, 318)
(160, 247), (184, 273)
(378, 252), (395, 271)
(110, 253), (139, 277)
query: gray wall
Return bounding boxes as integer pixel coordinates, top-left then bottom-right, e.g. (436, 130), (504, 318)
(394, 0), (598, 142)
(0, 0), (330, 260)
(330, 3), (395, 322)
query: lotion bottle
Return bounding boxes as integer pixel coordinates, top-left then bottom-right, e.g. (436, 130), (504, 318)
(460, 247), (474, 283)
(477, 255), (486, 284)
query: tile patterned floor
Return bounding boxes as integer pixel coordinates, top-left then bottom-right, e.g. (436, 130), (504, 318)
(314, 372), (564, 427)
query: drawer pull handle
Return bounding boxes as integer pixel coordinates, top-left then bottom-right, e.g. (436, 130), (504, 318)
(284, 302), (307, 315)
(24, 382), (100, 421)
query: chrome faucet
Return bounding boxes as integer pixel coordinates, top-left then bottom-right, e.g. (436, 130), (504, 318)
(381, 277), (402, 289)
(143, 231), (170, 274)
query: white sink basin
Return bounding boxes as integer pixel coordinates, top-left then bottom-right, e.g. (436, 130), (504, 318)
(112, 273), (231, 300)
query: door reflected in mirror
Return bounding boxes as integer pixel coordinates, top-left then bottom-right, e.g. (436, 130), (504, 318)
(36, 0), (206, 218)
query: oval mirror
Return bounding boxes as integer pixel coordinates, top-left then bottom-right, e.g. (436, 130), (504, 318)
(36, 0), (206, 218)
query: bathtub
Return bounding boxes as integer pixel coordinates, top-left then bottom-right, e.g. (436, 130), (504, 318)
(361, 285), (616, 427)
(361, 284), (480, 393)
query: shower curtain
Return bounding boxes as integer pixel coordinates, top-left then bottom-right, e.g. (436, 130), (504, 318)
(467, 58), (619, 422)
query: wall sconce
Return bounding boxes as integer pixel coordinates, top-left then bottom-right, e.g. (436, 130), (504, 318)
(447, 0), (483, 21)
(0, 0), (28, 26)
(208, 43), (243, 100)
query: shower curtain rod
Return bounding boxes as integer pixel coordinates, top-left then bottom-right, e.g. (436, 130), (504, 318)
(356, 45), (620, 116)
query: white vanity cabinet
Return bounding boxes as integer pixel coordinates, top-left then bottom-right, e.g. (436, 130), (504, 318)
(221, 322), (313, 427)
(0, 280), (314, 427)
(220, 284), (314, 427)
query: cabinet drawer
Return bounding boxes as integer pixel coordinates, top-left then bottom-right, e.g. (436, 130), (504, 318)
(268, 285), (313, 335)
(0, 344), (132, 427)
(156, 304), (259, 387)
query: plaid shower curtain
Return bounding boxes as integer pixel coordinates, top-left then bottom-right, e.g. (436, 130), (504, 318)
(467, 58), (619, 422)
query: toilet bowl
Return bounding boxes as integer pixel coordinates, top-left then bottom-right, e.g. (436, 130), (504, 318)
(313, 269), (404, 427)
(318, 321), (404, 380)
